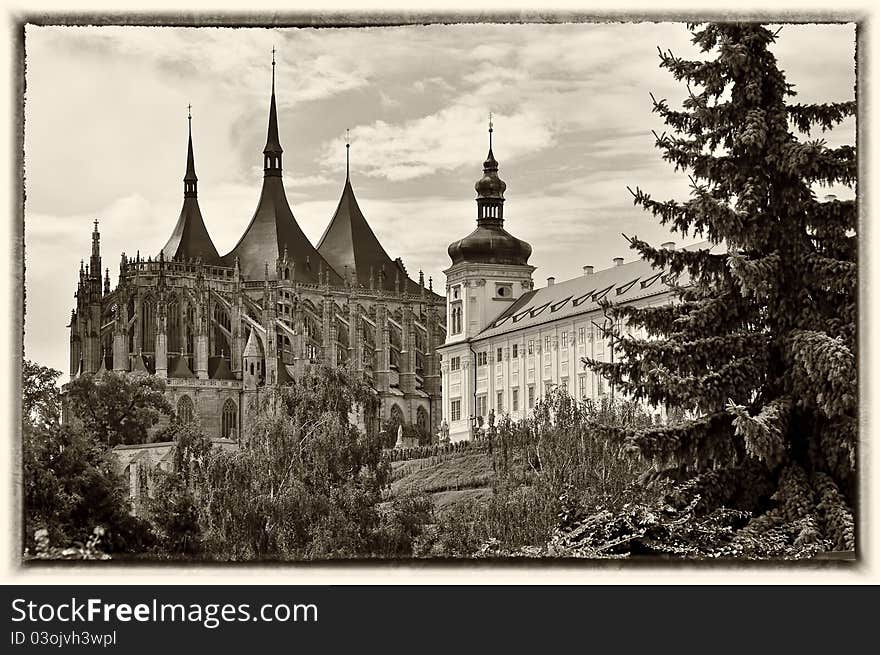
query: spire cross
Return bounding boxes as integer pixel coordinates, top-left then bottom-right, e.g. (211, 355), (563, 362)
(187, 103), (192, 120)
(93, 219), (99, 231)
(271, 47), (276, 91)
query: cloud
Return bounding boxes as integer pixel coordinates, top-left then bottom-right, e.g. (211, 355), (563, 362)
(22, 23), (857, 378)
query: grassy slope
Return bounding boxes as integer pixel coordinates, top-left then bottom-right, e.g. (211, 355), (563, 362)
(390, 450), (495, 514)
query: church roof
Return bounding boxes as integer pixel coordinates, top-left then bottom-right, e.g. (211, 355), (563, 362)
(209, 356), (236, 380)
(316, 175), (426, 295)
(130, 353), (150, 376)
(223, 62), (341, 285)
(447, 125), (530, 268)
(473, 241), (719, 342)
(223, 175), (341, 283)
(161, 114), (221, 264)
(169, 355), (195, 379)
(162, 198), (221, 264)
(243, 329), (263, 358)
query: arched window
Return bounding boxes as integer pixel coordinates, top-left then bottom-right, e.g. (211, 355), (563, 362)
(141, 298), (155, 353)
(390, 404), (404, 430)
(416, 406), (428, 434)
(177, 395), (195, 424)
(221, 399), (237, 439)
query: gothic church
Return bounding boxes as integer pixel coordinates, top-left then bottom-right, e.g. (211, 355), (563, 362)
(65, 58), (447, 442)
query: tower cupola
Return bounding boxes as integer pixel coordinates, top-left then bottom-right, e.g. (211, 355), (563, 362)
(447, 118), (532, 267)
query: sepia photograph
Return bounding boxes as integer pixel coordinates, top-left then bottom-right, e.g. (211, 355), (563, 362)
(19, 17), (858, 563)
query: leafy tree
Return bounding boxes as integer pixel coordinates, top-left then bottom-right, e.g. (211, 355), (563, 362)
(23, 420), (152, 553)
(586, 24), (856, 551)
(145, 421), (213, 556)
(193, 365), (402, 560)
(21, 358), (152, 554)
(65, 371), (171, 446)
(22, 360), (62, 430)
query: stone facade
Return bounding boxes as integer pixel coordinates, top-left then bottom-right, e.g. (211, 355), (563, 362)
(64, 61), (445, 442)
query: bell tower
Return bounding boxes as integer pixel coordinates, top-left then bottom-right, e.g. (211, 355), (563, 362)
(444, 117), (535, 342)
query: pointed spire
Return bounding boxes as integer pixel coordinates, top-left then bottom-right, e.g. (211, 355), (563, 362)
(488, 111), (494, 150)
(345, 128), (351, 181)
(263, 48), (283, 176)
(90, 219), (101, 272)
(484, 112), (498, 173)
(184, 104), (198, 197)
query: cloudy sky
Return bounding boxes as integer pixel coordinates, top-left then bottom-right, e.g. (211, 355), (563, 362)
(23, 21), (855, 376)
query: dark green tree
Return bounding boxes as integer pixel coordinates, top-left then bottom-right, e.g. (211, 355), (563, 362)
(586, 24), (856, 551)
(65, 371), (171, 446)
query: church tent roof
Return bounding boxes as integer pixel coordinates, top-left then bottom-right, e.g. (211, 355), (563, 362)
(317, 176), (436, 297)
(161, 113), (221, 264)
(223, 175), (341, 284)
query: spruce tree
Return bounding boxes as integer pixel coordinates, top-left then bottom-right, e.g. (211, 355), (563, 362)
(586, 23), (856, 552)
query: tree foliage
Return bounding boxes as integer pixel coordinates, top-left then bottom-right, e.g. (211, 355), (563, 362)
(145, 421), (214, 556)
(22, 360), (62, 430)
(23, 420), (151, 553)
(585, 23), (856, 551)
(21, 358), (153, 555)
(190, 365), (422, 560)
(65, 371), (172, 447)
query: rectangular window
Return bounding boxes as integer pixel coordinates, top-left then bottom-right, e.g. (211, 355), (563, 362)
(528, 385), (535, 409)
(528, 340), (534, 355)
(561, 331), (568, 348)
(545, 381), (554, 395)
(496, 391), (503, 411)
(512, 388), (519, 411)
(578, 327), (586, 345)
(476, 394), (487, 417)
(450, 356), (460, 371)
(497, 347), (503, 362)
(451, 399), (461, 422)
(477, 351), (488, 366)
(578, 373), (587, 399)
(512, 344), (519, 359)
(544, 336), (551, 351)
(598, 377), (606, 396)
(561, 377), (569, 393)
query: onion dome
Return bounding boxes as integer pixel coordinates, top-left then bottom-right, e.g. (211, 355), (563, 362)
(474, 149), (506, 198)
(448, 118), (532, 267)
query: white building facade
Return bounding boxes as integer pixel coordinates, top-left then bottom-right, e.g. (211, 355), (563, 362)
(438, 126), (702, 443)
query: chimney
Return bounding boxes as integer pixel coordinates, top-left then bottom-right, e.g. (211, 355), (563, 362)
(583, 265), (594, 276)
(547, 277), (555, 286)
(661, 241), (676, 250)
(824, 194), (837, 202)
(613, 257), (624, 267)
